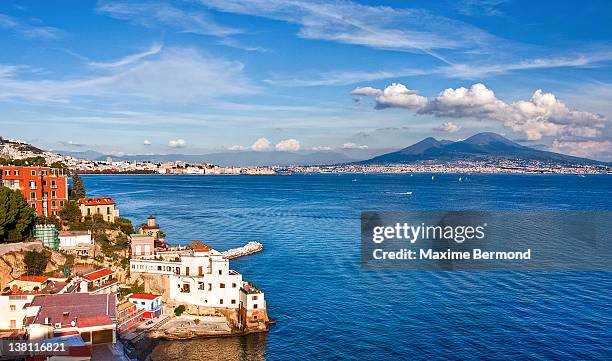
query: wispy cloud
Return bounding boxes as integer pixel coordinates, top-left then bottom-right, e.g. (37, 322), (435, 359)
(97, 1), (265, 52)
(0, 47), (258, 103)
(97, 1), (239, 37)
(88, 43), (163, 68)
(0, 13), (62, 39)
(200, 0), (494, 60)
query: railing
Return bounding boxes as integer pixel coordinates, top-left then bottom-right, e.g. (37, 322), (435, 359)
(88, 278), (118, 291)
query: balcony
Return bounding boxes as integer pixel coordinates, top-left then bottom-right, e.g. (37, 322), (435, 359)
(88, 278), (118, 292)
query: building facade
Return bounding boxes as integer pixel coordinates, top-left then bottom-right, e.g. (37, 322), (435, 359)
(79, 197), (119, 223)
(128, 294), (163, 319)
(0, 166), (68, 217)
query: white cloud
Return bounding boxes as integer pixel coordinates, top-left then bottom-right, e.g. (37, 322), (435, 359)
(0, 14), (62, 39)
(311, 146), (333, 151)
(59, 140), (86, 147)
(143, 139), (152, 145)
(551, 139), (612, 159)
(251, 138), (271, 151)
(375, 83), (428, 109)
(200, 0), (493, 57)
(97, 1), (240, 37)
(351, 86), (382, 97)
(89, 43), (163, 68)
(168, 139), (186, 148)
(434, 122), (462, 133)
(0, 47), (258, 103)
(354, 82), (606, 141)
(228, 145), (247, 151)
(275, 139), (301, 152)
(342, 142), (369, 150)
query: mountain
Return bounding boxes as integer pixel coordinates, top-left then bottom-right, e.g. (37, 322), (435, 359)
(360, 132), (608, 165)
(56, 150), (107, 160)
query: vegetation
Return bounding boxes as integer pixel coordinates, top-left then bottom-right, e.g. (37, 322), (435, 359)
(0, 156), (46, 166)
(114, 217), (134, 235)
(24, 250), (50, 275)
(174, 305), (186, 316)
(0, 186), (36, 243)
(36, 215), (60, 228)
(59, 200), (82, 224)
(70, 173), (86, 200)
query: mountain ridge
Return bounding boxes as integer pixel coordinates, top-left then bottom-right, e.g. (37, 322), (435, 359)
(359, 132), (608, 166)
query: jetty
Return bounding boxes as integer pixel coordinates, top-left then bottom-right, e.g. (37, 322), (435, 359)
(221, 241), (263, 259)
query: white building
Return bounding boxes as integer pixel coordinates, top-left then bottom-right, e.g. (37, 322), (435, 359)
(59, 231), (93, 248)
(130, 246), (265, 313)
(0, 294), (36, 330)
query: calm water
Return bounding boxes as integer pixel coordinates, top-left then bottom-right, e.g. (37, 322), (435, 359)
(83, 174), (612, 360)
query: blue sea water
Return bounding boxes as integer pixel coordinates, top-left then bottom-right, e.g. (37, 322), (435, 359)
(82, 174), (612, 360)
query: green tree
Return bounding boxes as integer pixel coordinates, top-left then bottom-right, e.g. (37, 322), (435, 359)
(24, 250), (50, 275)
(174, 305), (186, 316)
(59, 200), (82, 224)
(70, 173), (86, 200)
(114, 217), (134, 235)
(0, 186), (36, 242)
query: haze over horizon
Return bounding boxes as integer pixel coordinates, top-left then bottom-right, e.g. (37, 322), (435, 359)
(1, 1), (611, 160)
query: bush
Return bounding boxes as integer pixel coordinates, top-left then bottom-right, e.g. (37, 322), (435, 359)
(114, 217), (134, 235)
(24, 250), (50, 276)
(174, 305), (186, 316)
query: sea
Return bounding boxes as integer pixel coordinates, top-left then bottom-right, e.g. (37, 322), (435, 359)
(82, 173), (612, 360)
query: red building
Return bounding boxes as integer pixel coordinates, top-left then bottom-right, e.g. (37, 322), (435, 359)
(0, 166), (68, 217)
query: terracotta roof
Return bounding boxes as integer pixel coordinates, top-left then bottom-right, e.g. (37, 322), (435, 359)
(79, 197), (115, 206)
(193, 247), (210, 252)
(83, 268), (114, 281)
(139, 224), (160, 230)
(128, 293), (160, 301)
(14, 276), (49, 283)
(28, 293), (116, 327)
(76, 315), (113, 328)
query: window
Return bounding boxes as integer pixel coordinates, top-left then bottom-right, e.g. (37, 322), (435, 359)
(219, 299), (224, 305)
(208, 283), (212, 291)
(198, 266), (203, 276)
(186, 267), (190, 275)
(252, 295), (258, 300)
(10, 305), (16, 312)
(51, 180), (56, 188)
(52, 191), (56, 199)
(232, 283), (237, 288)
(231, 299), (236, 305)
(4, 170), (9, 176)
(87, 208), (91, 216)
(60, 201), (64, 206)
(29, 181), (36, 189)
(254, 304), (258, 309)
(106, 207), (110, 214)
(13, 170), (18, 176)
(218, 270), (222, 275)
(220, 283), (225, 288)
(96, 207), (100, 214)
(52, 201), (56, 207)
(31, 170), (35, 176)
(10, 320), (16, 328)
(43, 180), (47, 186)
(30, 192), (36, 200)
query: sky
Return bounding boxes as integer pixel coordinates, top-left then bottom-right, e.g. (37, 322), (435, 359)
(0, 0), (611, 160)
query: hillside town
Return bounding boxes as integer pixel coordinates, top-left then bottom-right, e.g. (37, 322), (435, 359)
(2, 136), (610, 175)
(0, 162), (269, 361)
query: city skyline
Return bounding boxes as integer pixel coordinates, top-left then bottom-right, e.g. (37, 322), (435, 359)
(1, 1), (611, 160)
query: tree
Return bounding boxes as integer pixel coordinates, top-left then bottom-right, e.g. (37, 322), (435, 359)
(114, 217), (134, 235)
(24, 250), (50, 275)
(174, 305), (186, 316)
(70, 173), (86, 200)
(59, 200), (82, 224)
(0, 186), (36, 243)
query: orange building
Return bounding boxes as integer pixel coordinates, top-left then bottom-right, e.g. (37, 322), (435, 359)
(0, 166), (68, 217)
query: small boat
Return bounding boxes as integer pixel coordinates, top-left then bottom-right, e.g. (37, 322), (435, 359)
(458, 177), (462, 182)
(352, 178), (358, 182)
(404, 191), (413, 195)
(431, 175), (435, 180)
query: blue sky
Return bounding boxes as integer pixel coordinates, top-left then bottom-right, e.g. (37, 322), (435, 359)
(0, 0), (611, 159)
